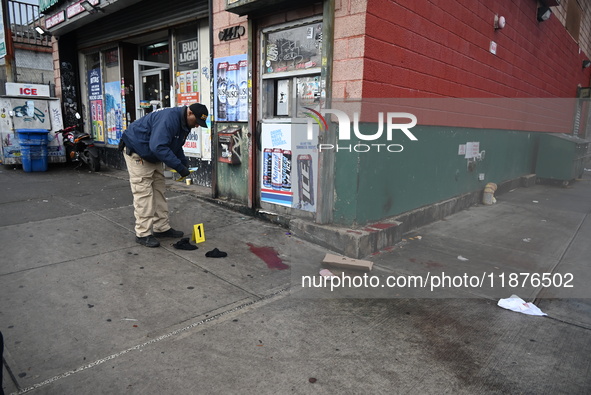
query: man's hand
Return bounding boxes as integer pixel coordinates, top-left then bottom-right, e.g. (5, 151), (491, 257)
(179, 167), (190, 178)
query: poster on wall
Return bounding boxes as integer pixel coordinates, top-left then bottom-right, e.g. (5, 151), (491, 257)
(88, 69), (104, 142)
(176, 69), (202, 157)
(261, 123), (292, 207)
(0, 7), (6, 58)
(201, 119), (212, 160)
(183, 125), (201, 157)
(214, 55), (248, 122)
(90, 100), (104, 142)
(176, 69), (200, 105)
(120, 78), (127, 131)
(260, 123), (319, 211)
(104, 81), (123, 145)
(290, 123), (319, 212)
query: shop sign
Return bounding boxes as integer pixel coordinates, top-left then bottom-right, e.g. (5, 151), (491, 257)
(0, 6), (6, 58)
(6, 83), (50, 97)
(219, 25), (245, 42)
(178, 39), (198, 66)
(45, 11), (65, 29)
(39, 0), (59, 13)
(67, 0), (99, 18)
(88, 69), (102, 100)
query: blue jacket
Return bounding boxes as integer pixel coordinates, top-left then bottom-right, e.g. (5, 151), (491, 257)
(122, 106), (190, 173)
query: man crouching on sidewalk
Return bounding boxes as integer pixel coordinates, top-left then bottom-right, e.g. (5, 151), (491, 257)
(120, 103), (209, 247)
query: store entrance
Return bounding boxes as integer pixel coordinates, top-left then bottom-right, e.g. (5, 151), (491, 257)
(134, 60), (170, 118)
(257, 19), (323, 215)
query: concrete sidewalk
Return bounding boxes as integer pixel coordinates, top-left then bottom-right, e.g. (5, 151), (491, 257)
(1, 164), (590, 394)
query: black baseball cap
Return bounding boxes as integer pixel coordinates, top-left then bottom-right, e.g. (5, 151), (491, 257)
(189, 103), (209, 128)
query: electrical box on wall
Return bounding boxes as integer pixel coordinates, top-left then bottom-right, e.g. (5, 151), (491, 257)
(276, 79), (290, 116)
(217, 128), (241, 165)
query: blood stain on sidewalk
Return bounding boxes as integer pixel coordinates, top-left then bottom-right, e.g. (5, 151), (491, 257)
(247, 243), (290, 270)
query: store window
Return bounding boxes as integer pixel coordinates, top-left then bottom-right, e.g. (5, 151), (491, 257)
(85, 47), (124, 145)
(103, 48), (124, 145)
(174, 25), (200, 107)
(173, 24), (203, 158)
(565, 0), (582, 42)
(261, 20), (323, 119)
(143, 41), (169, 64)
(258, 18), (324, 213)
(86, 52), (104, 143)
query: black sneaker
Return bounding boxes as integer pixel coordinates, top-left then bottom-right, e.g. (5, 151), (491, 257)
(153, 228), (184, 238)
(136, 235), (160, 248)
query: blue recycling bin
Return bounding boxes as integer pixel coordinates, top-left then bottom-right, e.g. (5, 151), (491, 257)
(16, 129), (50, 172)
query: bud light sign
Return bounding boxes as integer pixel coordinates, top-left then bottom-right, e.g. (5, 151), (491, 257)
(178, 39), (198, 68)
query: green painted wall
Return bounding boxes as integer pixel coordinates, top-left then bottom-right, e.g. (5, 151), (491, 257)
(217, 160), (249, 204)
(333, 125), (538, 226)
(216, 125), (249, 205)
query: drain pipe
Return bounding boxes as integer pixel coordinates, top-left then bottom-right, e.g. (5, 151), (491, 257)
(208, 0), (217, 198)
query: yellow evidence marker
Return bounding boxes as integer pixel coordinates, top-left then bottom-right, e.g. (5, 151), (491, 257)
(191, 223), (206, 243)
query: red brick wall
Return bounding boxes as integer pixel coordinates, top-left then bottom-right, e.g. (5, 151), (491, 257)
(213, 1), (249, 57)
(333, 0), (368, 99)
(52, 38), (61, 100)
(363, 0), (591, 98)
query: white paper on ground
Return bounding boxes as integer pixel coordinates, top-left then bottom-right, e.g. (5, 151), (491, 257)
(497, 295), (547, 316)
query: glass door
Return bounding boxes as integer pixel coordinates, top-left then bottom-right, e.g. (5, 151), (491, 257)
(134, 60), (170, 118)
(258, 19), (323, 213)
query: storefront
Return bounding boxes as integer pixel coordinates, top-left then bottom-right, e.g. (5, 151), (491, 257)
(214, 0), (330, 217)
(41, 0), (213, 185)
(42, 0), (591, 251)
(257, 18), (324, 216)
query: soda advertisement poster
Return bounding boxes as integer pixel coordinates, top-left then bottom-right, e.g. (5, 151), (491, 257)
(176, 69), (204, 157)
(175, 69), (200, 105)
(104, 81), (123, 145)
(214, 54), (248, 122)
(260, 123), (319, 211)
(90, 100), (104, 142)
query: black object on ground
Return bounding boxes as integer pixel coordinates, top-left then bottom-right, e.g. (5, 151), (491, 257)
(172, 237), (198, 250)
(205, 248), (227, 258)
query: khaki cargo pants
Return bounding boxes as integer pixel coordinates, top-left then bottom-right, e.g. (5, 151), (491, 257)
(124, 152), (170, 237)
